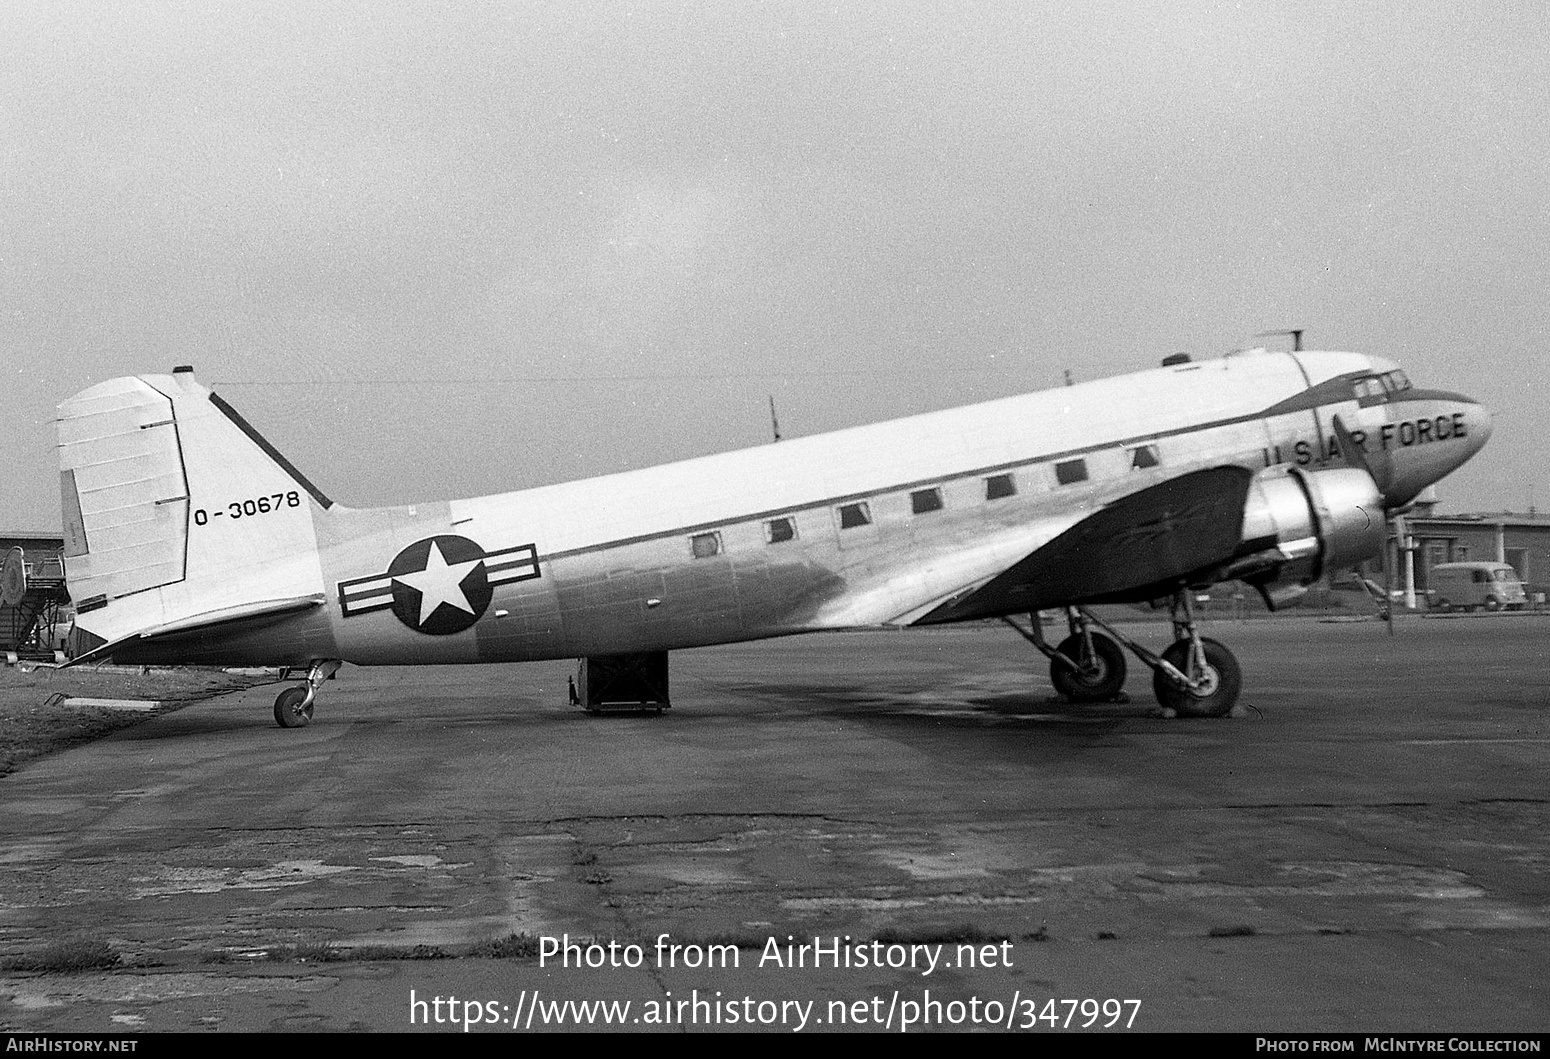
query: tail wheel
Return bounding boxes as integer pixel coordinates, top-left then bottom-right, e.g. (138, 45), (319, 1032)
(274, 685), (314, 728)
(1153, 637), (1241, 718)
(1050, 632), (1127, 702)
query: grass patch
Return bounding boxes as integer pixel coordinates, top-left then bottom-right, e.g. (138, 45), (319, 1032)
(265, 942), (341, 963)
(1020, 924), (1051, 942)
(0, 702), (146, 778)
(348, 945), (414, 961)
(204, 930), (770, 966)
(873, 924), (1005, 946)
(3, 939), (120, 973)
(1207, 924), (1256, 938)
(466, 933), (541, 959)
(0, 665), (277, 778)
(690, 931), (768, 951)
(289, 942), (451, 962)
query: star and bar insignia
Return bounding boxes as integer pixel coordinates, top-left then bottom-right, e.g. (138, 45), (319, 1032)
(337, 534), (541, 635)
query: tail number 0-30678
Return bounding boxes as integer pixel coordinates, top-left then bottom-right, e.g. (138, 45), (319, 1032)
(193, 491), (302, 526)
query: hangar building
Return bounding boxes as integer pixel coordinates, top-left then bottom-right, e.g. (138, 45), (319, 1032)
(1390, 510), (1550, 603)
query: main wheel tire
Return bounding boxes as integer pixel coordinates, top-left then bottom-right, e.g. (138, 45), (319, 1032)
(1484, 596), (1502, 612)
(1050, 632), (1127, 702)
(1435, 598), (1451, 613)
(1152, 637), (1242, 718)
(274, 685), (313, 728)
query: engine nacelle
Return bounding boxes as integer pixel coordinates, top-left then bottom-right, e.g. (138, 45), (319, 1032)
(1226, 466), (1386, 609)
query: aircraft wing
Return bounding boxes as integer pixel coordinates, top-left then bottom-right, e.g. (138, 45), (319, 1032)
(910, 466), (1255, 625)
(807, 508), (1093, 628)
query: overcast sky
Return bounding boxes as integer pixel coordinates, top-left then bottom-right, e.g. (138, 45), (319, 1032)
(4, 1), (1547, 530)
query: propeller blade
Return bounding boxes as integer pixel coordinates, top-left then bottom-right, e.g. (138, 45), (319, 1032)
(1383, 520), (1396, 635)
(1332, 414), (1396, 504)
(1332, 416), (1398, 631)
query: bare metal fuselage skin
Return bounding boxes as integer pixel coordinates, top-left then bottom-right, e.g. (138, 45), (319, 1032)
(58, 350), (1489, 669)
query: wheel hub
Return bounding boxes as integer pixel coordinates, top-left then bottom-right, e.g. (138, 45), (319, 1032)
(1188, 664), (1221, 698)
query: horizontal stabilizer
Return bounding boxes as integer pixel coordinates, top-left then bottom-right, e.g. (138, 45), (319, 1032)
(65, 594), (325, 667)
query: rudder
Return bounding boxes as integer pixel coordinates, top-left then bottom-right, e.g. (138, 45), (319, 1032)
(58, 377), (191, 607)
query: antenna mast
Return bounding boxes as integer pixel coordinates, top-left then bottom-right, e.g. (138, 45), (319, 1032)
(1255, 328), (1305, 352)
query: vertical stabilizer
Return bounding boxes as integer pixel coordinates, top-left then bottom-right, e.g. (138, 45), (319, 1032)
(58, 371), (332, 651)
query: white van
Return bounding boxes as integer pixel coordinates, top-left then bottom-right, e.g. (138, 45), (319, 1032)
(1428, 562), (1528, 612)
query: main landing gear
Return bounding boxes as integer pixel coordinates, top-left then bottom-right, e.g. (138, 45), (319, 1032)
(1001, 589), (1242, 718)
(274, 659), (342, 728)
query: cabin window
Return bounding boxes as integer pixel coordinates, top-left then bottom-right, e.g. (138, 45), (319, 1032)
(690, 531), (722, 558)
(1054, 458), (1088, 485)
(838, 502), (872, 529)
(1129, 445), (1160, 470)
(984, 473), (1016, 500)
(910, 487), (944, 514)
(764, 517), (796, 544)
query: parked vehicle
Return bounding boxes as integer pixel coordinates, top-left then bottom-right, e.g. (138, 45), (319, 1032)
(1428, 562), (1528, 612)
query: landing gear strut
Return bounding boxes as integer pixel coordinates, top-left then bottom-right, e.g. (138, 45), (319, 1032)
(1005, 588), (1243, 718)
(1000, 609), (1127, 702)
(1152, 637), (1241, 717)
(274, 659), (342, 728)
(1148, 591), (1241, 718)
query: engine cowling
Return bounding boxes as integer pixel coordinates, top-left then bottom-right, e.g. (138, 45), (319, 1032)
(1226, 465), (1386, 609)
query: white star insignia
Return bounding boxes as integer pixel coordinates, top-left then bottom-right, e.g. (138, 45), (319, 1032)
(392, 540), (484, 626)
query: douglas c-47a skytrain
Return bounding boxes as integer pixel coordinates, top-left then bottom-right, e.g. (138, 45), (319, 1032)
(54, 347), (1489, 726)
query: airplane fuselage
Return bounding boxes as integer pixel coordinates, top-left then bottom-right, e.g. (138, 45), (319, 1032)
(69, 349), (1486, 670)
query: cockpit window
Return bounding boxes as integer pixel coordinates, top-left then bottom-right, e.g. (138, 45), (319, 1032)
(1354, 376), (1387, 405)
(1354, 370), (1413, 406)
